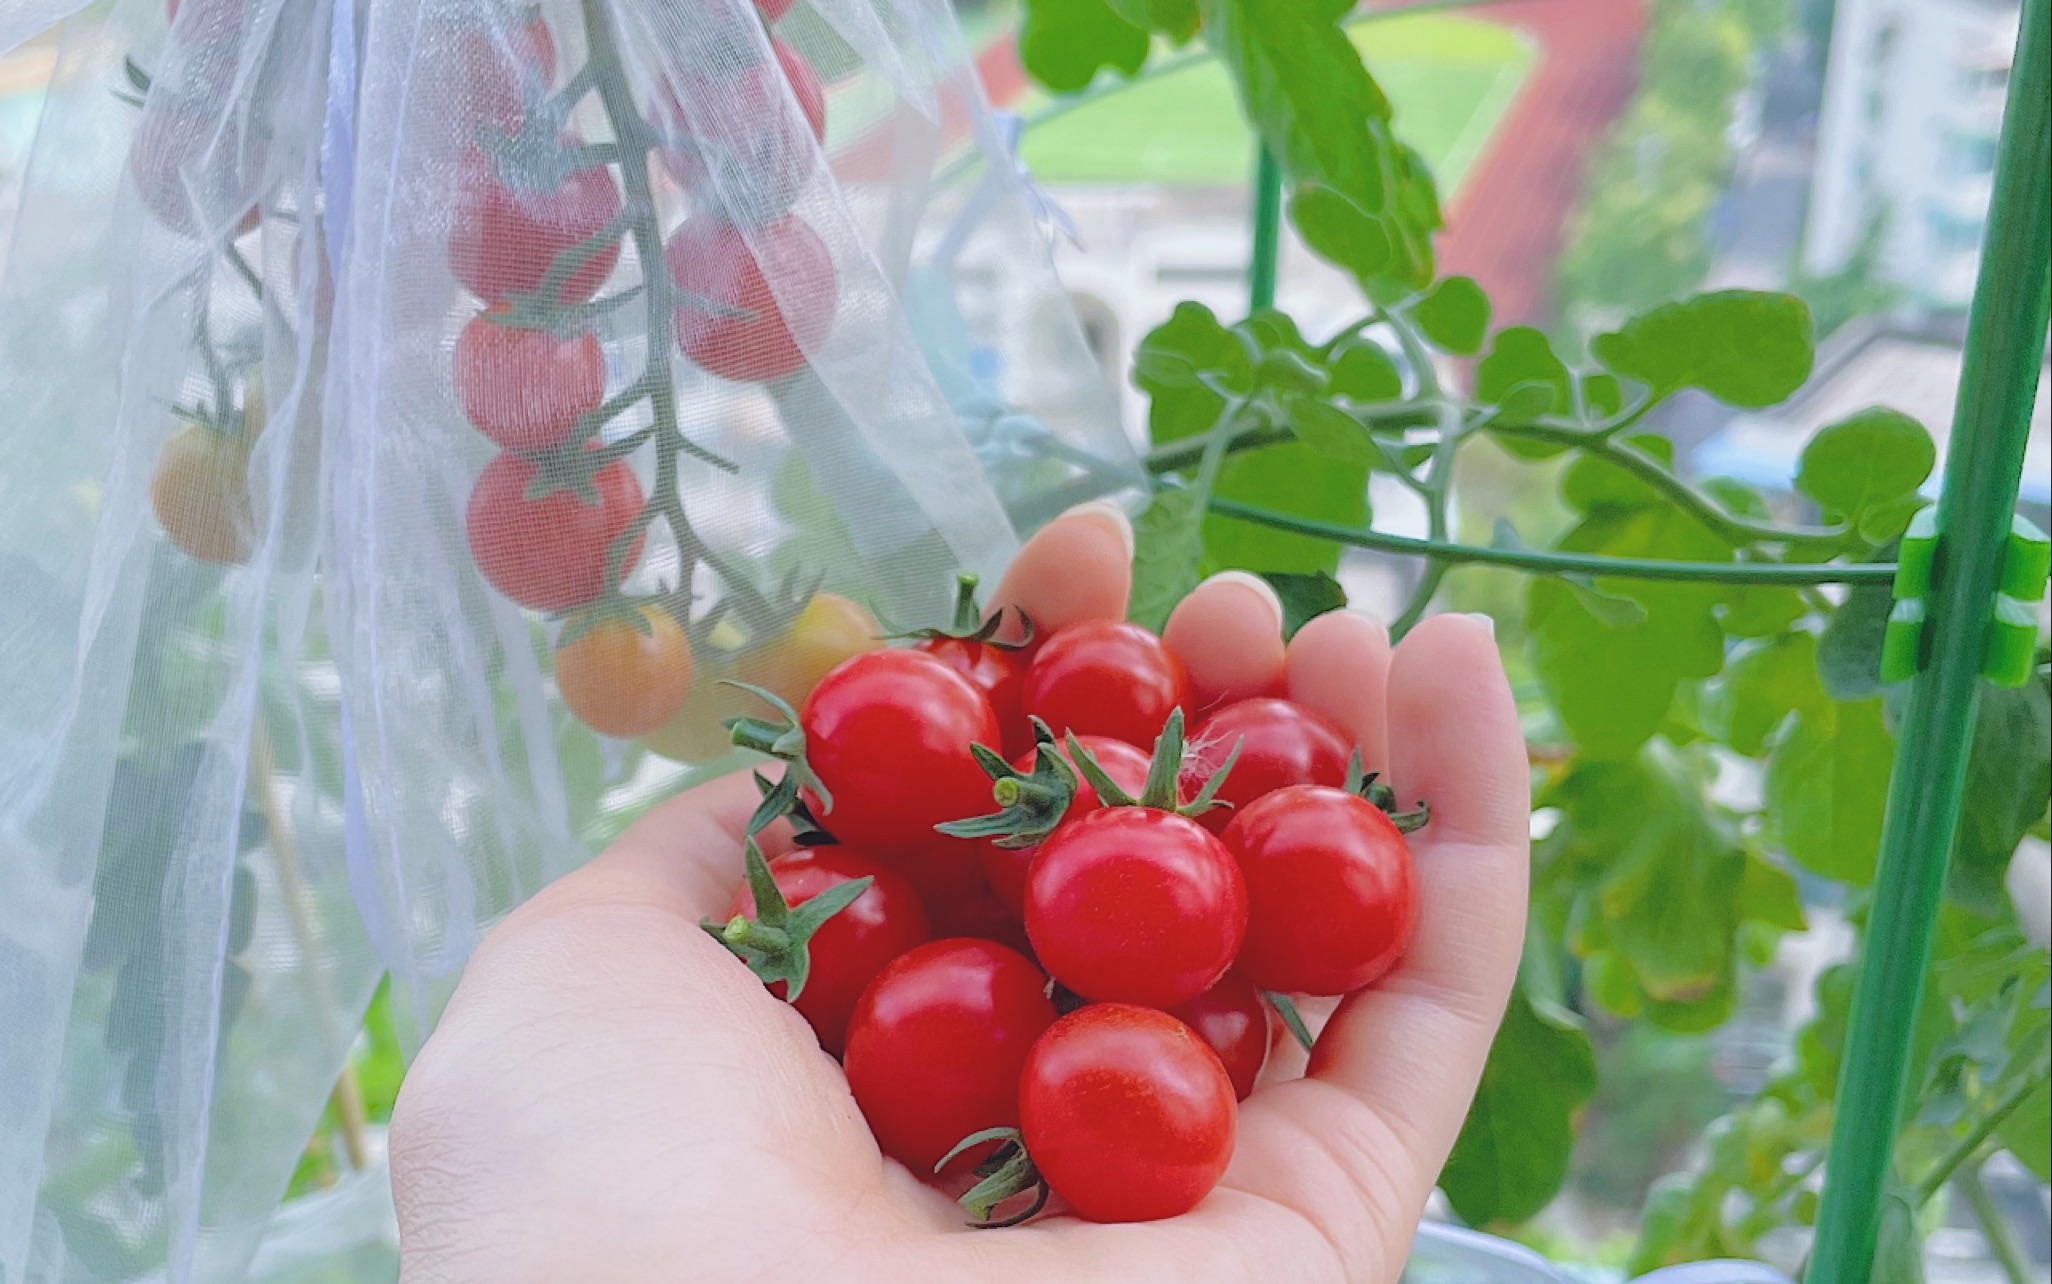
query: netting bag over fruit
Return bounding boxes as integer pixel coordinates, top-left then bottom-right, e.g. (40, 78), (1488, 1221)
(0, 0), (1135, 1276)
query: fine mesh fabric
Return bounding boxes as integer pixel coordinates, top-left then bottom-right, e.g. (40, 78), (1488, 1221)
(0, 1), (1138, 1279)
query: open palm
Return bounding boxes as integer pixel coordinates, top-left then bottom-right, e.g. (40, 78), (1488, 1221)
(390, 503), (1530, 1284)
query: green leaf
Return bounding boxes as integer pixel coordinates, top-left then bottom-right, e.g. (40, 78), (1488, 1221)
(1872, 1186), (1925, 1284)
(1328, 339), (1402, 402)
(1261, 571), (1346, 640)
(1582, 372), (1624, 419)
(1765, 695), (1894, 884)
(1949, 673), (2052, 915)
(1526, 505), (1729, 759)
(2001, 1075), (2051, 1178)
(1741, 852), (1807, 932)
(1709, 633), (1826, 757)
(1477, 327), (1571, 417)
(1440, 984), (1597, 1225)
(1413, 276), (1490, 355)
(1129, 487), (1206, 632)
(1562, 578), (1649, 628)
(1817, 577), (1895, 701)
(1591, 290), (1816, 408)
(1285, 394), (1376, 465)
(1795, 408), (1936, 542)
(1561, 434), (1678, 515)
(1103, 0), (1200, 38)
(1136, 302), (1253, 443)
(1203, 441), (1370, 575)
(1019, 0), (1150, 92)
(1288, 186), (1392, 288)
(1719, 582), (1810, 638)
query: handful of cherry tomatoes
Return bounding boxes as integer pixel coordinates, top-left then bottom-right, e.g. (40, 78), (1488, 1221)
(707, 581), (1427, 1226)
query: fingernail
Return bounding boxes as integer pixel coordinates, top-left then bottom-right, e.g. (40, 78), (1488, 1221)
(1198, 570), (1284, 632)
(1461, 611), (1498, 639)
(1059, 499), (1135, 561)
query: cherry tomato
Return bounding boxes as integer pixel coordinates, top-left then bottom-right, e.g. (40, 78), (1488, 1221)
(1020, 1004), (1236, 1222)
(1183, 698), (1354, 834)
(1223, 785), (1417, 996)
(151, 423), (252, 564)
(756, 0), (794, 22)
(917, 635), (1030, 758)
(554, 606), (693, 739)
(643, 593), (880, 763)
(796, 649), (999, 853)
(448, 148), (622, 306)
(419, 11), (557, 142)
(725, 847), (929, 1056)
(657, 40), (825, 226)
(129, 105), (259, 238)
(978, 735), (1153, 917)
(842, 938), (1055, 1174)
(453, 309), (604, 452)
(1025, 807), (1246, 1009)
(666, 213), (837, 383)
(1024, 620), (1192, 749)
(890, 845), (1033, 956)
(465, 453), (645, 612)
(1168, 972), (1268, 1101)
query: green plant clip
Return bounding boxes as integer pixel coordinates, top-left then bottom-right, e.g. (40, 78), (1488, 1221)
(1879, 509), (1942, 683)
(1984, 514), (2049, 687)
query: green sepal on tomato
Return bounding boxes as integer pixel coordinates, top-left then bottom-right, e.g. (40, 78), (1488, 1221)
(904, 573), (1036, 759)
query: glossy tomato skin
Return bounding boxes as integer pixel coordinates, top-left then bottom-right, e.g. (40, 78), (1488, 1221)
(725, 847), (929, 1056)
(1025, 808), (1246, 1009)
(1168, 972), (1268, 1101)
(1184, 698), (1354, 835)
(918, 636), (1030, 759)
(842, 939), (1055, 1174)
(453, 310), (604, 452)
(978, 735), (1152, 917)
(465, 454), (645, 612)
(1223, 785), (1417, 996)
(449, 150), (622, 306)
(798, 649), (1000, 853)
(1020, 1004), (1236, 1223)
(666, 214), (837, 383)
(1024, 621), (1191, 749)
(554, 606), (693, 739)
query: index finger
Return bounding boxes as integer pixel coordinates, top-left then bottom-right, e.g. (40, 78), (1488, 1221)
(986, 500), (1134, 638)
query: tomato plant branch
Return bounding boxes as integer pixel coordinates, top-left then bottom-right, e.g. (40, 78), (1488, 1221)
(579, 0), (778, 635)
(1205, 498), (1897, 585)
(1912, 1052), (2049, 1205)
(1957, 1161), (2034, 1284)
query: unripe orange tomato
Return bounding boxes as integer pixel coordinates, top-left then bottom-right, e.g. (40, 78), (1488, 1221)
(151, 423), (253, 564)
(732, 592), (881, 707)
(555, 606), (694, 739)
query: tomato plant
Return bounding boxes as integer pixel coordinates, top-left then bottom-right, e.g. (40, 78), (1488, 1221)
(464, 453), (645, 612)
(722, 846), (929, 1055)
(656, 39), (826, 226)
(842, 938), (1056, 1174)
(1018, 1003), (1237, 1223)
(448, 148), (622, 306)
(1024, 620), (1192, 748)
(453, 309), (604, 452)
(553, 606), (693, 739)
(1224, 785), (1416, 997)
(666, 213), (838, 383)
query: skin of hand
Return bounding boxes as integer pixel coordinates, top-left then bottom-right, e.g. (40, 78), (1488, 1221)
(390, 501), (1530, 1284)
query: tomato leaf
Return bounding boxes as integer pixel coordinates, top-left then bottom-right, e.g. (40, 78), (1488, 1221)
(1440, 981), (1596, 1225)
(1412, 276), (1489, 355)
(1285, 394), (1377, 465)
(1018, 0), (1151, 92)
(1795, 407), (1936, 544)
(1129, 486), (1207, 633)
(1103, 0), (1200, 38)
(1591, 290), (1815, 408)
(1328, 339), (1403, 402)
(1260, 570), (1346, 640)
(1765, 695), (1894, 885)
(1817, 576), (1895, 701)
(1872, 1186), (1926, 1284)
(1288, 186), (1393, 288)
(1947, 673), (2052, 915)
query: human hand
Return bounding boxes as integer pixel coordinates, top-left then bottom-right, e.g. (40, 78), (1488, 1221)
(390, 502), (1530, 1283)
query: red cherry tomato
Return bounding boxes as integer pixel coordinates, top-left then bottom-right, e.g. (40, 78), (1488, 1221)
(1020, 1004), (1236, 1223)
(666, 214), (837, 383)
(756, 0), (795, 22)
(1183, 698), (1354, 834)
(453, 310), (604, 452)
(1168, 972), (1269, 1101)
(724, 847), (929, 1056)
(1024, 621), (1191, 749)
(656, 40), (825, 226)
(797, 649), (1000, 853)
(448, 149), (622, 306)
(1024, 807), (1246, 1009)
(1223, 785), (1417, 996)
(465, 453), (645, 612)
(129, 106), (259, 238)
(917, 635), (1029, 759)
(843, 939), (1055, 1174)
(978, 735), (1152, 917)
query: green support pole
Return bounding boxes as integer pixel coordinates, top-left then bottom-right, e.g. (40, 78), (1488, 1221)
(1807, 0), (2051, 1279)
(1249, 146), (1283, 312)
